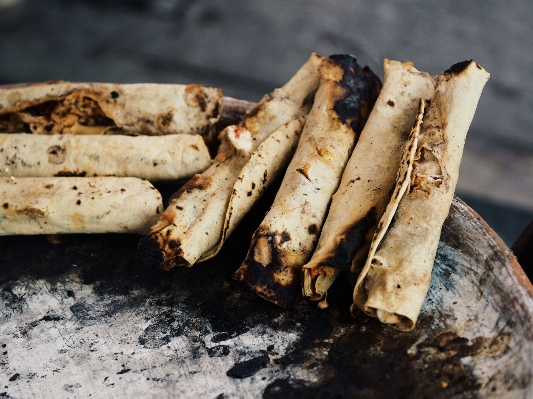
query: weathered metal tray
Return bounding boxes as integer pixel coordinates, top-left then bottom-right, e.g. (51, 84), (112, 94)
(1, 184), (532, 398)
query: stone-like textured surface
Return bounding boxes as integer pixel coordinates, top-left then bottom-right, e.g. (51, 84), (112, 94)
(0, 0), (532, 212)
(0, 194), (533, 398)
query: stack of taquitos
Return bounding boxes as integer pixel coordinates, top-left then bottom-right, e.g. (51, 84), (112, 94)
(233, 54), (382, 309)
(352, 60), (489, 331)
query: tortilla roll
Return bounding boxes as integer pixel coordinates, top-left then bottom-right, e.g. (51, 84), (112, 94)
(0, 177), (163, 235)
(0, 82), (222, 142)
(0, 133), (211, 182)
(138, 53), (324, 269)
(302, 60), (436, 302)
(352, 60), (490, 331)
(233, 54), (382, 309)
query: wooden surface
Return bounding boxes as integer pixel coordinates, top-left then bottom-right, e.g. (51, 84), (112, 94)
(1, 192), (533, 398)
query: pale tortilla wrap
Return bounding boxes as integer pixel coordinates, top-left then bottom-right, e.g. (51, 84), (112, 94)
(352, 60), (490, 331)
(138, 53), (324, 269)
(0, 133), (211, 181)
(302, 60), (436, 303)
(233, 54), (382, 309)
(0, 82), (222, 142)
(0, 176), (163, 235)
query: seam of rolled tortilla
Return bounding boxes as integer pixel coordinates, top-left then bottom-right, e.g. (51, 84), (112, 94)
(0, 133), (212, 182)
(0, 176), (163, 235)
(138, 53), (324, 269)
(301, 60), (436, 302)
(351, 60), (490, 331)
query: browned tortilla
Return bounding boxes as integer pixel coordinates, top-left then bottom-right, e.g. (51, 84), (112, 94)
(0, 82), (222, 143)
(233, 54), (382, 309)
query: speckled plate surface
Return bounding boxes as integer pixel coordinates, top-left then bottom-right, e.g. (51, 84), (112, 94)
(1, 189), (532, 398)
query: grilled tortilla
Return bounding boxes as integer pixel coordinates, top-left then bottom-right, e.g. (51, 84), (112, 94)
(233, 54), (382, 309)
(352, 60), (490, 331)
(302, 60), (436, 303)
(0, 82), (222, 143)
(0, 133), (211, 181)
(138, 53), (324, 269)
(0, 176), (163, 235)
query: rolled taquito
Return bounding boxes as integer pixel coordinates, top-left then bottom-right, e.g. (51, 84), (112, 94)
(0, 82), (222, 142)
(0, 133), (211, 182)
(352, 60), (490, 331)
(302, 60), (436, 303)
(0, 177), (163, 235)
(234, 54), (382, 309)
(138, 53), (324, 269)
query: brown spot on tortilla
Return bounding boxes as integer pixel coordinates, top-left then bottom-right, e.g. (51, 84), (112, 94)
(45, 184), (54, 189)
(169, 174), (212, 201)
(3, 203), (8, 209)
(191, 144), (199, 151)
(158, 111), (173, 128)
(47, 145), (66, 164)
(153, 162), (158, 167)
(76, 200), (81, 205)
(296, 162), (312, 182)
(72, 186), (77, 190)
(247, 191), (253, 197)
(387, 100), (395, 107)
(184, 84), (208, 112)
(19, 206), (45, 216)
(176, 205), (184, 210)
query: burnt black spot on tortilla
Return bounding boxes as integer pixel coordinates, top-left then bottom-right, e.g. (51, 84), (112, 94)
(226, 354), (269, 378)
(110, 91), (119, 99)
(9, 373), (19, 382)
(168, 240), (180, 249)
(44, 123), (54, 132)
(234, 259), (298, 310)
(117, 368), (130, 374)
(251, 182), (256, 189)
(66, 290), (75, 298)
(138, 236), (165, 268)
(444, 60), (472, 75)
(54, 171), (86, 177)
(158, 112), (173, 128)
(247, 191), (252, 197)
(2, 203), (7, 209)
(308, 224), (318, 235)
(280, 231), (291, 244)
(327, 54), (382, 135)
(76, 200), (81, 205)
(207, 345), (230, 358)
(387, 100), (395, 107)
(317, 208), (376, 271)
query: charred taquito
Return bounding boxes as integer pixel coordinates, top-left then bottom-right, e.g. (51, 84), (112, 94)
(0, 133), (211, 182)
(302, 60), (436, 303)
(138, 53), (324, 269)
(0, 82), (222, 143)
(352, 60), (490, 331)
(234, 54), (382, 309)
(0, 177), (163, 235)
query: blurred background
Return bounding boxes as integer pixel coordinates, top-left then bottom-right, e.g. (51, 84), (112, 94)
(1, 0), (532, 246)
